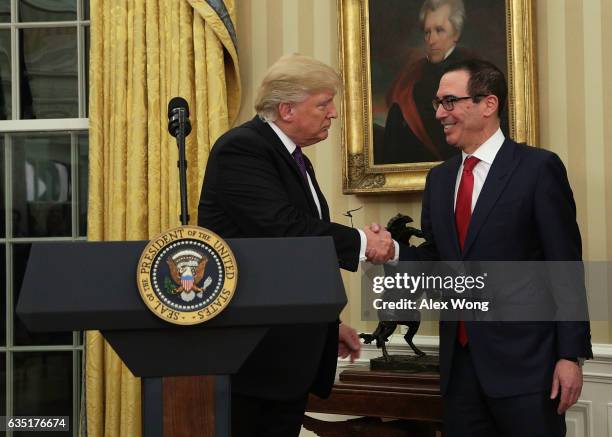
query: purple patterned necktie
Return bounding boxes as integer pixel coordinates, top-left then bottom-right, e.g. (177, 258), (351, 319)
(292, 147), (308, 181)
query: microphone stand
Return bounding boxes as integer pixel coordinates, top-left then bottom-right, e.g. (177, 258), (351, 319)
(176, 108), (189, 225)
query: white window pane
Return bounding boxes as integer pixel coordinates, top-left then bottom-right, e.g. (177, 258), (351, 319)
(12, 133), (72, 238)
(19, 0), (77, 22)
(0, 30), (11, 120)
(20, 27), (78, 119)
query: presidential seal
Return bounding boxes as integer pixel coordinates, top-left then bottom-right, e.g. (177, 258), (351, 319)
(137, 225), (238, 325)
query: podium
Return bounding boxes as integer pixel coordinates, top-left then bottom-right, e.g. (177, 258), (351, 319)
(16, 236), (347, 437)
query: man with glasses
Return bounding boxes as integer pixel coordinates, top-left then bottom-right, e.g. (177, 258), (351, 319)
(378, 59), (592, 436)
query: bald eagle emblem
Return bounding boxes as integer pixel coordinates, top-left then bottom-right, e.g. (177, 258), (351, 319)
(166, 249), (213, 302)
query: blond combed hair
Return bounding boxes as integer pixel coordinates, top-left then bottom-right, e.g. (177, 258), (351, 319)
(254, 53), (341, 121)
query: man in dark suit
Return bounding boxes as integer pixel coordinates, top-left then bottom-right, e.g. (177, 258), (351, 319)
(198, 54), (394, 436)
(377, 59), (592, 436)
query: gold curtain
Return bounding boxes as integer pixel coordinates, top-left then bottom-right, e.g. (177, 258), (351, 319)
(85, 1), (240, 435)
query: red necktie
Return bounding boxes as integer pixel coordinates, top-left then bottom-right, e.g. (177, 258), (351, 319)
(455, 156), (480, 346)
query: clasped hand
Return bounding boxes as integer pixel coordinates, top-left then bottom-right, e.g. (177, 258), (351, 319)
(364, 222), (394, 264)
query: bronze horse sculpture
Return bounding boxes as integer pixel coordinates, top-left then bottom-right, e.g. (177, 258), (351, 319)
(359, 213), (432, 360)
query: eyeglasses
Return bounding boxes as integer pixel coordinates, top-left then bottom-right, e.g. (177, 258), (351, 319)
(432, 94), (488, 111)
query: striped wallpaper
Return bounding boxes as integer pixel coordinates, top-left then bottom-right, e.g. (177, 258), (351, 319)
(233, 0), (612, 342)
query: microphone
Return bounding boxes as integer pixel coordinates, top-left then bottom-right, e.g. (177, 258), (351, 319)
(167, 97), (192, 138)
(167, 97), (192, 225)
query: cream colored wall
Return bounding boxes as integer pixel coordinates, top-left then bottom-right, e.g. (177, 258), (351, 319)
(536, 0), (612, 342)
(234, 0), (611, 343)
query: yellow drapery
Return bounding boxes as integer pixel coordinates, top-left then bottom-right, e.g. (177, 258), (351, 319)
(85, 1), (240, 435)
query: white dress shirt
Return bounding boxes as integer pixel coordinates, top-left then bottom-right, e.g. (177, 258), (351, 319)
(268, 121), (368, 261)
(454, 128), (505, 211)
(390, 128), (505, 264)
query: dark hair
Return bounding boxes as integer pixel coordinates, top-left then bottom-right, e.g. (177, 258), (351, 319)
(443, 59), (507, 117)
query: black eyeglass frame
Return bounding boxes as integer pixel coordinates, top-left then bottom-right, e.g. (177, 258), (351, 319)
(432, 94), (488, 111)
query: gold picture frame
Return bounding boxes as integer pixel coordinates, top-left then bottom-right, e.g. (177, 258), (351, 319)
(339, 0), (538, 193)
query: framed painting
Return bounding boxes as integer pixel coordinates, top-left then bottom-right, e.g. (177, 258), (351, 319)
(339, 0), (538, 193)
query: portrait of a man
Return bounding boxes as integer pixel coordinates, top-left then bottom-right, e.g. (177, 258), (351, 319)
(371, 0), (509, 165)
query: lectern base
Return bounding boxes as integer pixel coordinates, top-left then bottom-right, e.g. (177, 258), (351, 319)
(142, 375), (231, 437)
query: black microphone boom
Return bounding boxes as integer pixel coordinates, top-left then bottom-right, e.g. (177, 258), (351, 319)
(167, 97), (191, 225)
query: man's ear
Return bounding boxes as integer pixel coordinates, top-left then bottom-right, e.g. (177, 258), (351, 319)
(278, 102), (294, 122)
(483, 94), (499, 118)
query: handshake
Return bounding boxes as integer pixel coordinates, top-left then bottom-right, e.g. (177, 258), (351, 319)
(363, 223), (395, 264)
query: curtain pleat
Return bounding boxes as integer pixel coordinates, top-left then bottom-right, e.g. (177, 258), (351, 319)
(85, 1), (240, 435)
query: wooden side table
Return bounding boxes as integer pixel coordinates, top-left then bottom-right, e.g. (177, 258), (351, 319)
(304, 365), (443, 436)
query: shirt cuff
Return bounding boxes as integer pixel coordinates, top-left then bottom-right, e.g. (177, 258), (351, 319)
(357, 229), (367, 261)
(386, 240), (400, 266)
(357, 231), (399, 264)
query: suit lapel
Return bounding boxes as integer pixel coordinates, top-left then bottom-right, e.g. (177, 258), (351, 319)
(462, 139), (520, 257)
(441, 155), (462, 258)
(250, 116), (321, 217)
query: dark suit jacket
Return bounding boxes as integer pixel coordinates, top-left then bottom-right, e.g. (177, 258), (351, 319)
(198, 115), (360, 400)
(400, 138), (592, 397)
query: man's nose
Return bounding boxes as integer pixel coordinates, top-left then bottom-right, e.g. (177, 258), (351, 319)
(328, 102), (338, 119)
(435, 104), (447, 120)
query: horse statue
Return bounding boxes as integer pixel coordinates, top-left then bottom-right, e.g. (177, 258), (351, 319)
(359, 213), (431, 362)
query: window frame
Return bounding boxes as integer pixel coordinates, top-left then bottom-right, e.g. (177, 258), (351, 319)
(0, 1), (89, 435)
